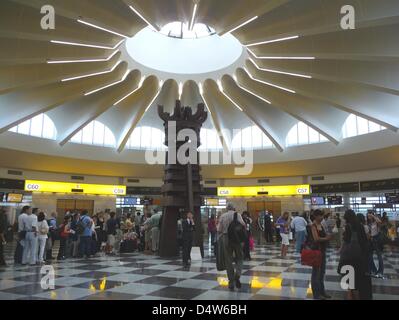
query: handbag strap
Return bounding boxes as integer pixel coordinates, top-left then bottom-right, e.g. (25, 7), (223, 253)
(310, 224), (322, 250)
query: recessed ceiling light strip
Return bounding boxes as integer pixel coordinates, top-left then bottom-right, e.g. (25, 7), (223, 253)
(216, 80), (224, 92)
(216, 81), (243, 112)
(247, 48), (315, 60)
(77, 19), (129, 38)
(243, 68), (296, 94)
(84, 70), (130, 96)
(47, 50), (119, 64)
(236, 82), (272, 104)
(224, 16), (258, 35)
(50, 39), (124, 50)
(61, 60), (123, 82)
(248, 58), (312, 79)
(145, 89), (162, 112)
(179, 82), (184, 99)
(113, 76), (146, 106)
(220, 91), (243, 112)
(129, 5), (159, 32)
(246, 35), (299, 47)
(198, 82), (204, 95)
(257, 56), (316, 60)
(189, 3), (198, 31)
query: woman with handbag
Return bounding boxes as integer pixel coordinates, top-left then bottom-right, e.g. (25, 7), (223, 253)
(310, 209), (332, 300)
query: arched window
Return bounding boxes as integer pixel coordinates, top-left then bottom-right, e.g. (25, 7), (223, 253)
(9, 113), (57, 140)
(342, 114), (385, 138)
(286, 122), (328, 147)
(127, 126), (166, 150)
(70, 121), (116, 147)
(232, 126), (273, 150)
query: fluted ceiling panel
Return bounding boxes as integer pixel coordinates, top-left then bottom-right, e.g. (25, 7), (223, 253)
(0, 0), (398, 154)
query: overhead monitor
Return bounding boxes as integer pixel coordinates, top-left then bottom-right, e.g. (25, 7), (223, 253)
(7, 193), (23, 203)
(311, 196), (325, 205)
(385, 193), (399, 204)
(327, 196), (343, 205)
(123, 197), (140, 205)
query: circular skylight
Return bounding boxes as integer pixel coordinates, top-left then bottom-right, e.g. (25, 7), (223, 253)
(123, 26), (244, 76)
(159, 21), (216, 39)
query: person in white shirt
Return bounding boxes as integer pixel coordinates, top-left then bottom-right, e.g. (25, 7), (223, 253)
(36, 212), (49, 263)
(321, 212), (333, 234)
(291, 213), (308, 253)
(217, 203), (246, 290)
(19, 206), (38, 265)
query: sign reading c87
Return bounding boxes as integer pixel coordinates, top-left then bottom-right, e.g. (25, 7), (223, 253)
(25, 180), (126, 196)
(217, 185), (310, 197)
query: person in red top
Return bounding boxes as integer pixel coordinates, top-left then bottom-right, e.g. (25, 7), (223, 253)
(57, 215), (73, 260)
(208, 214), (217, 248)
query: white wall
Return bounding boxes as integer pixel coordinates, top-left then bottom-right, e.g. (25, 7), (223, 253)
(215, 167), (399, 187)
(1, 166), (399, 190)
(0, 168), (122, 185)
(310, 167), (399, 185)
(124, 178), (163, 187)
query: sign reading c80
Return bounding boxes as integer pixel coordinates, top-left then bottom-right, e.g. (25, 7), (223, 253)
(25, 180), (126, 196)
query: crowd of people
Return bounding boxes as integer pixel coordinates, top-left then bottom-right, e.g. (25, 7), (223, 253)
(0, 206), (165, 266)
(0, 203), (397, 300)
(209, 205), (396, 300)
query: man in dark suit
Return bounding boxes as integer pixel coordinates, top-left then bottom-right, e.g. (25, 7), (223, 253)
(264, 212), (274, 243)
(182, 212), (195, 267)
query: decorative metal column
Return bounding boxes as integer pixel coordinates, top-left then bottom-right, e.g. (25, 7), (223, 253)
(158, 100), (207, 257)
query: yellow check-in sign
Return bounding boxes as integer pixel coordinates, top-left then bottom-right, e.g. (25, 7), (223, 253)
(217, 185), (310, 197)
(25, 180), (126, 196)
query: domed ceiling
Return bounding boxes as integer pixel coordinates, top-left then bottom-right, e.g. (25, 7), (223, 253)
(1, 0), (399, 154)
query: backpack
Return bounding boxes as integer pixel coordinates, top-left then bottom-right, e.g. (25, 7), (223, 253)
(76, 217), (87, 235)
(228, 212), (247, 245)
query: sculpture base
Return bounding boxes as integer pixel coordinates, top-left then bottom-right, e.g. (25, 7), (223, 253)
(158, 207), (180, 257)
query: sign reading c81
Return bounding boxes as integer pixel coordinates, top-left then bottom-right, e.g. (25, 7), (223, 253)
(25, 180), (126, 196)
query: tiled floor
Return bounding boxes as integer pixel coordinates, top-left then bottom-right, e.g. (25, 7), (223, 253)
(1, 242), (399, 300)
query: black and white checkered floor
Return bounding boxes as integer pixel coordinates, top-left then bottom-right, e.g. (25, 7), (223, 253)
(1, 242), (399, 300)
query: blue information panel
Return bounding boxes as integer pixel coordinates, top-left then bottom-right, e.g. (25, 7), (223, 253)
(123, 197), (140, 205)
